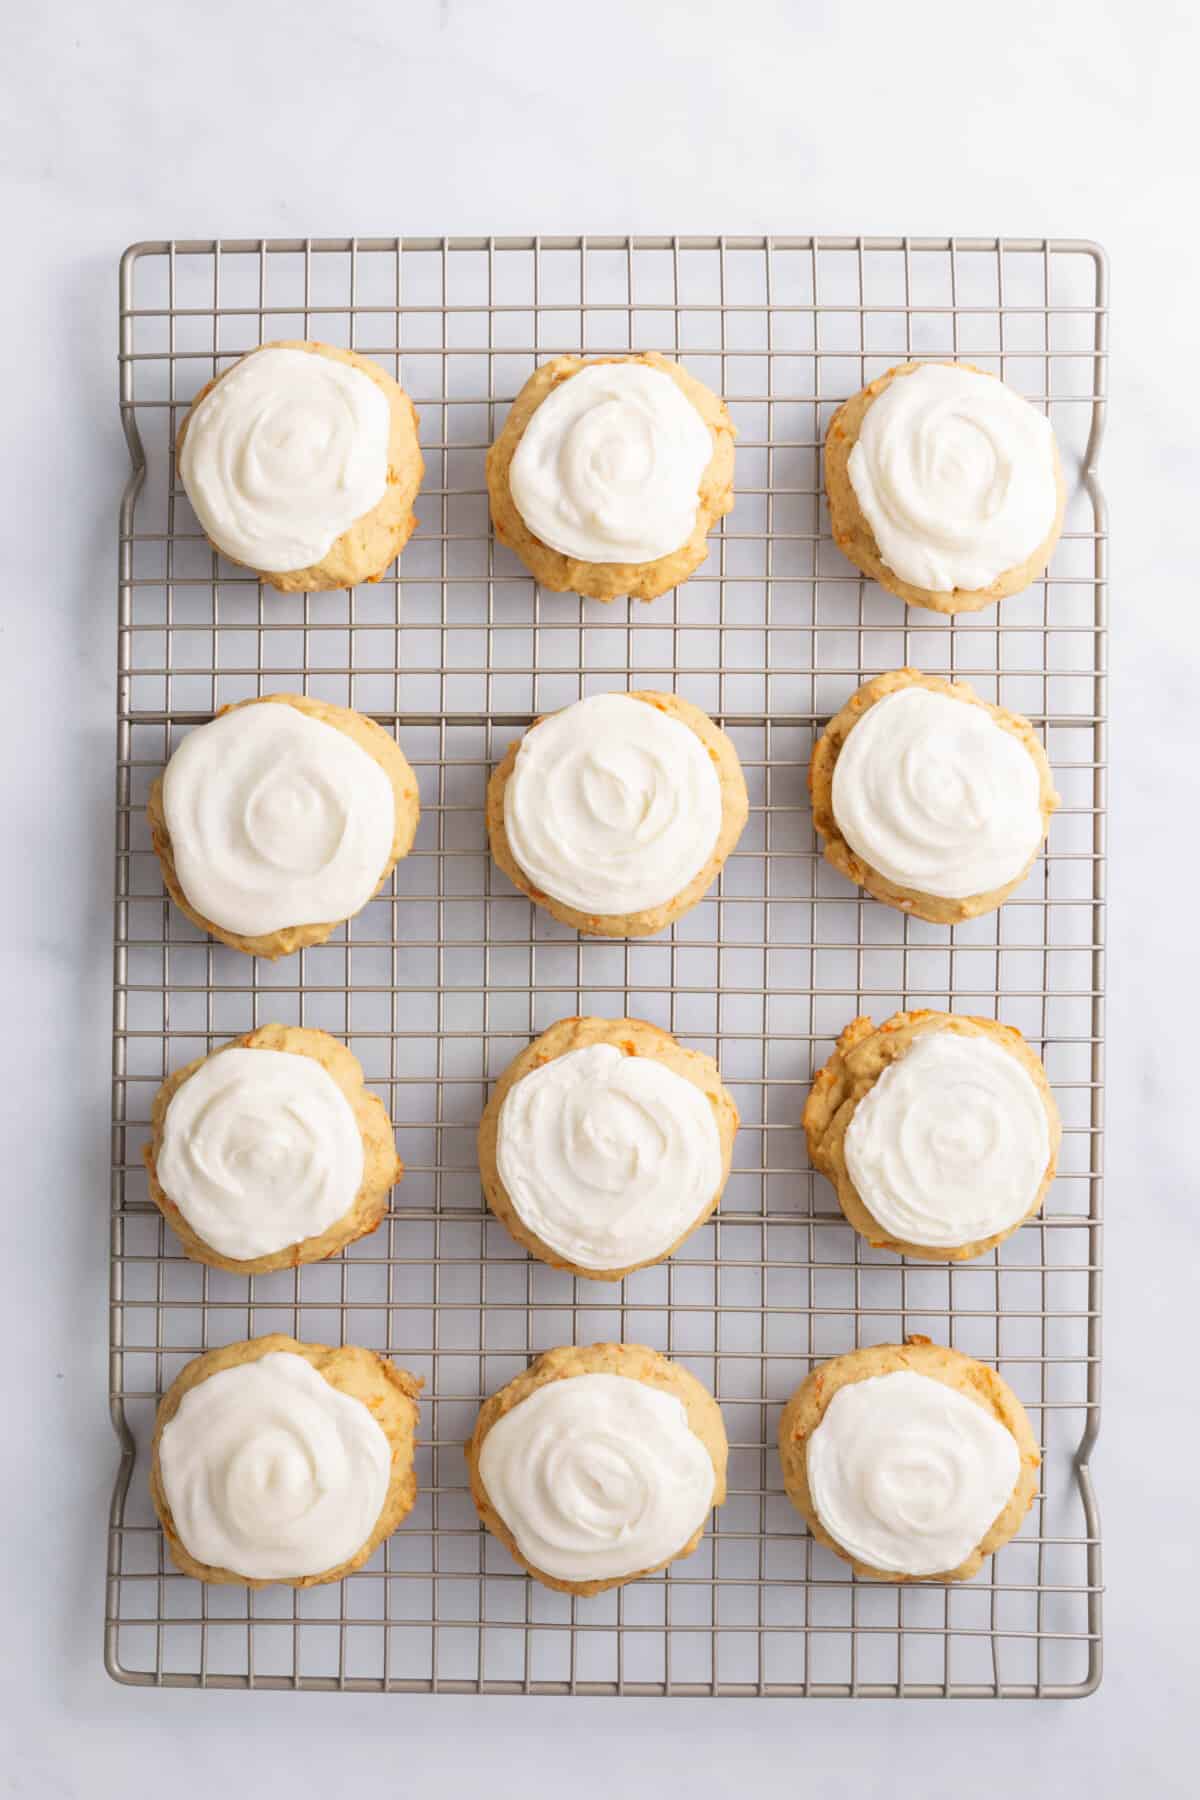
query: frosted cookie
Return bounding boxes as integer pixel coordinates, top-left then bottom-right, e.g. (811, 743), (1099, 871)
(176, 340), (423, 592)
(150, 1336), (421, 1588)
(148, 692), (420, 958)
(487, 690), (748, 937)
(825, 361), (1065, 614)
(144, 1025), (402, 1274)
(479, 1016), (738, 1281)
(803, 1011), (1060, 1261)
(808, 669), (1058, 924)
(486, 353), (736, 602)
(466, 1343), (727, 1594)
(778, 1339), (1040, 1582)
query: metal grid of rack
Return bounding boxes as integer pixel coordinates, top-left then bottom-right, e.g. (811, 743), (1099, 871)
(107, 236), (1106, 1697)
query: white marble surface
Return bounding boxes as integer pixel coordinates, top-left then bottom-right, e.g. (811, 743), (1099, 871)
(2, 0), (1196, 1792)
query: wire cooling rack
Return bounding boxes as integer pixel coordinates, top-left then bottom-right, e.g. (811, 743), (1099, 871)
(107, 236), (1106, 1697)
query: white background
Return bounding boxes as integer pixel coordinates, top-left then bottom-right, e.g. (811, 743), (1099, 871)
(1, 0), (1195, 1793)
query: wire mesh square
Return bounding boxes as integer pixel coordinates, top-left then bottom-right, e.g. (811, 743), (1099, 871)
(108, 236), (1105, 1697)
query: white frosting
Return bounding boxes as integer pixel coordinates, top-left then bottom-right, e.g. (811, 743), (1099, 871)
(157, 1047), (365, 1260)
(508, 361), (713, 564)
(847, 363), (1058, 592)
(831, 687), (1045, 899)
(161, 702), (396, 936)
(179, 346), (391, 573)
(806, 1369), (1020, 1575)
(478, 1372), (715, 1582)
(844, 1030), (1051, 1248)
(496, 1043), (723, 1272)
(503, 693), (722, 916)
(158, 1351), (391, 1580)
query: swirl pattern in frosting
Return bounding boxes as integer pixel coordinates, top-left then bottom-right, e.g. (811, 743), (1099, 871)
(496, 1043), (723, 1271)
(830, 687), (1045, 899)
(161, 701), (396, 936)
(477, 1372), (715, 1582)
(502, 693), (723, 916)
(806, 1369), (1021, 1575)
(157, 1047), (365, 1260)
(847, 363), (1058, 593)
(508, 361), (713, 564)
(157, 1351), (391, 1579)
(179, 346), (391, 573)
(843, 1029), (1051, 1248)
